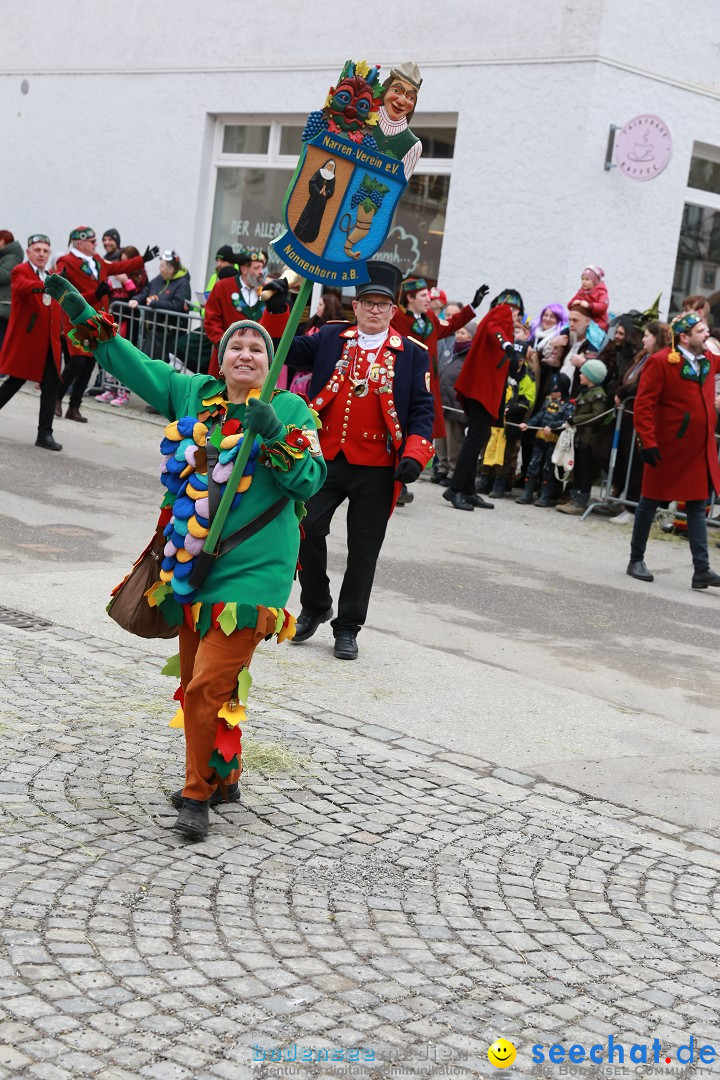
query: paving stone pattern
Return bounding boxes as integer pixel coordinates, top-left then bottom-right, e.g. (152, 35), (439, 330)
(1, 625), (719, 1080)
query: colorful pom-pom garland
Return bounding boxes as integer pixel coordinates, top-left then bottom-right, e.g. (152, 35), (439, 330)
(159, 413), (260, 603)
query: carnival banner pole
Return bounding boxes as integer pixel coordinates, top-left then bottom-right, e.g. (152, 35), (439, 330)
(189, 277), (313, 586)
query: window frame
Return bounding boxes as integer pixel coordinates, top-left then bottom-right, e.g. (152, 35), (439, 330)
(197, 114), (457, 307)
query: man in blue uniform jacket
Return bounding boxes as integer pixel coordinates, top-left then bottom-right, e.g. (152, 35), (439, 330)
(284, 261), (434, 660)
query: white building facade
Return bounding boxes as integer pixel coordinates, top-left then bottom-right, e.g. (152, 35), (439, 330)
(4, 0), (720, 322)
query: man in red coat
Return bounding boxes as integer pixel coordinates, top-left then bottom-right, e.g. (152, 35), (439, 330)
(0, 234), (64, 450)
(205, 250), (273, 378)
(55, 227), (158, 421)
(628, 310), (720, 589)
(391, 278), (487, 468)
(441, 289), (519, 510)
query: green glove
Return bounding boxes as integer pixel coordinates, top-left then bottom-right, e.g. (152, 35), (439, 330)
(244, 397), (283, 441)
(44, 274), (95, 323)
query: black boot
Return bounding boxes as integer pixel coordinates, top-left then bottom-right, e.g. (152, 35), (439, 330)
(292, 606), (333, 643)
(535, 483), (557, 508)
(489, 477), (507, 499)
(333, 631), (358, 660)
(169, 782), (239, 811)
(173, 798), (210, 840)
(476, 472), (492, 495)
(442, 488), (474, 511)
(515, 478), (537, 504)
(35, 432), (62, 451)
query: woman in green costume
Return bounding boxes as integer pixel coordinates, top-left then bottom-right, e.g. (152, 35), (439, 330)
(45, 273), (326, 841)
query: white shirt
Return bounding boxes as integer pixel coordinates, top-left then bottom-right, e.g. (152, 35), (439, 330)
(357, 329), (388, 352)
(70, 245), (98, 279)
(30, 262), (46, 283)
(241, 283), (260, 308)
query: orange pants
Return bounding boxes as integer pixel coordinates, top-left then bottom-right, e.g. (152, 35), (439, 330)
(178, 609), (276, 801)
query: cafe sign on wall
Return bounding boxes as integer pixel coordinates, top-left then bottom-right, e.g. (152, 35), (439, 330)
(614, 114), (672, 182)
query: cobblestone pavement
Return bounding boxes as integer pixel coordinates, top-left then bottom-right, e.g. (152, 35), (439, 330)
(1, 620), (720, 1080)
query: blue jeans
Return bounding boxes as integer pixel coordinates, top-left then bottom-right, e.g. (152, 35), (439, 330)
(630, 496), (709, 572)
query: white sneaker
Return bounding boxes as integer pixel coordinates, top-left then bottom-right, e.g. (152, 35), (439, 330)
(609, 509), (634, 524)
(110, 392), (129, 406)
(96, 390), (115, 403)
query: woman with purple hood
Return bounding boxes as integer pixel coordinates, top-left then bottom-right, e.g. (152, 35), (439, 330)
(529, 304), (568, 368)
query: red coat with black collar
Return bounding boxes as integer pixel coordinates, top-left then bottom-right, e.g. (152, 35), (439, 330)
(0, 262), (62, 380)
(633, 346), (720, 501)
(55, 249), (145, 357)
(391, 304), (475, 439)
(204, 276), (287, 377)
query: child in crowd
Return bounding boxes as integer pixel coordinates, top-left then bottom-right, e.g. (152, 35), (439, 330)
(438, 321), (477, 484)
(516, 372), (574, 507)
(478, 319), (537, 498)
(557, 358), (611, 515)
(568, 265), (609, 330)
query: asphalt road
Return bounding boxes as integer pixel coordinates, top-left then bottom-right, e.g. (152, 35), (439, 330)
(2, 386), (719, 833)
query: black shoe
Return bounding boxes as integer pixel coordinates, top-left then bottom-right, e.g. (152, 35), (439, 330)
(35, 433), (62, 451)
(442, 488), (474, 511)
(468, 493), (494, 509)
(475, 475), (492, 496)
(292, 606), (333, 643)
(438, 475), (452, 487)
(396, 489), (414, 506)
(430, 471), (448, 485)
(627, 559), (654, 582)
(489, 479), (507, 499)
(692, 568), (720, 590)
(333, 631), (358, 660)
(173, 798), (210, 840)
(169, 782), (239, 811)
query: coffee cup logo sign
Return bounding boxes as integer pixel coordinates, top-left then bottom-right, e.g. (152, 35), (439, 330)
(614, 114), (672, 181)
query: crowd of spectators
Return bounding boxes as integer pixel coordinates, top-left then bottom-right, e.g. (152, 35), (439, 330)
(2, 225), (720, 529)
(428, 267), (720, 524)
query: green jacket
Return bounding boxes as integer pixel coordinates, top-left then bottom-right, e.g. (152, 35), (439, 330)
(92, 331), (326, 627)
(573, 384), (610, 447)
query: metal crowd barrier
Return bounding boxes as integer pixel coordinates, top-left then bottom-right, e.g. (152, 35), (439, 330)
(583, 403), (720, 529)
(89, 302), (211, 394)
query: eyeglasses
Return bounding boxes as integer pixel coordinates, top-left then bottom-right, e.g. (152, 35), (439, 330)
(359, 299), (393, 313)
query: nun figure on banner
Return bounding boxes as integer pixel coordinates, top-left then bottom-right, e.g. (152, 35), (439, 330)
(295, 160), (337, 244)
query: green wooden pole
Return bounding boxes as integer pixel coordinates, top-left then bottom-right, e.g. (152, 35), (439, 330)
(189, 276), (313, 586)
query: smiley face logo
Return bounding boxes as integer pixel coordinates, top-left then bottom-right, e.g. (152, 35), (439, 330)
(488, 1039), (517, 1068)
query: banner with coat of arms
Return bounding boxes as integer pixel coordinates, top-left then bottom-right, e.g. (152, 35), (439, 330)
(272, 59), (423, 287)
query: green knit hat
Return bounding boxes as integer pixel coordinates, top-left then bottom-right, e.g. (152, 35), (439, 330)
(69, 227), (96, 242)
(218, 320), (275, 369)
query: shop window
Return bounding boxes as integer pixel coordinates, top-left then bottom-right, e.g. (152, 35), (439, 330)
(279, 125), (305, 156)
(376, 173), (452, 280)
(209, 117), (455, 285)
(671, 203), (720, 323)
(208, 167), (294, 280)
(222, 125), (270, 155)
(688, 155), (720, 197)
